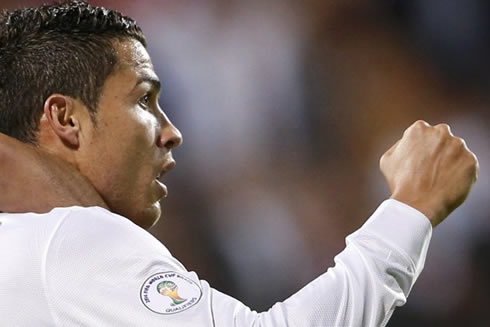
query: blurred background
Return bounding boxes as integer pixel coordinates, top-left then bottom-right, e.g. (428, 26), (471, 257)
(2, 0), (489, 325)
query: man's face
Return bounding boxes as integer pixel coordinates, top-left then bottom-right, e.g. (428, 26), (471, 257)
(77, 39), (182, 229)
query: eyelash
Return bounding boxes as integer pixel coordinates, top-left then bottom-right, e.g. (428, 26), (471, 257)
(139, 93), (152, 109)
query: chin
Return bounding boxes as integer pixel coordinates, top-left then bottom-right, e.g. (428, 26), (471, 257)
(138, 202), (162, 230)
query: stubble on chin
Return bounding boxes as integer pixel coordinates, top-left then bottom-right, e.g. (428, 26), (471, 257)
(136, 202), (162, 230)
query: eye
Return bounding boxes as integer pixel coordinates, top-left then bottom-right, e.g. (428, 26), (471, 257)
(139, 93), (151, 109)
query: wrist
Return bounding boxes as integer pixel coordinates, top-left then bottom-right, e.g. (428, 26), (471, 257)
(390, 193), (442, 227)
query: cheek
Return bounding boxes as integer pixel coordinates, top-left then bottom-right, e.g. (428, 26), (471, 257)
(129, 109), (160, 145)
(117, 115), (159, 183)
(91, 108), (159, 191)
(107, 110), (158, 155)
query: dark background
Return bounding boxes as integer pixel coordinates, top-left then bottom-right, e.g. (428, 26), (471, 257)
(2, 1), (489, 325)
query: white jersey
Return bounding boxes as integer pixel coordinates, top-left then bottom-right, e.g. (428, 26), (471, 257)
(0, 199), (431, 327)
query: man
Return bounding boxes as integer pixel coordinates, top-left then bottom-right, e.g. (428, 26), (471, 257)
(0, 1), (479, 326)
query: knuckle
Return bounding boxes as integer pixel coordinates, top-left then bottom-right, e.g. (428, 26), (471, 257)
(379, 154), (386, 169)
(453, 136), (466, 148)
(474, 156), (480, 179)
(379, 150), (393, 171)
(468, 151), (478, 165)
(435, 123), (452, 135)
(413, 120), (429, 129)
(467, 161), (477, 177)
(464, 151), (479, 174)
(405, 120), (429, 136)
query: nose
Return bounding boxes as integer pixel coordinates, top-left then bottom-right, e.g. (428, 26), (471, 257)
(157, 114), (183, 150)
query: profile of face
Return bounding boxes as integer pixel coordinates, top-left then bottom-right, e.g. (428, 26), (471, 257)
(40, 38), (183, 229)
(89, 39), (183, 228)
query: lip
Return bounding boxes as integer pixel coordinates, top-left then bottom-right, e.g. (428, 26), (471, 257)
(154, 159), (176, 199)
(155, 178), (168, 199)
(157, 160), (176, 179)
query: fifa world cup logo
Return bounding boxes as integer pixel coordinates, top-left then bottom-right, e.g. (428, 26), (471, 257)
(157, 281), (186, 305)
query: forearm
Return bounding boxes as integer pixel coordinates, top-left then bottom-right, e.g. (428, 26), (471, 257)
(210, 200), (432, 327)
(35, 200), (432, 326)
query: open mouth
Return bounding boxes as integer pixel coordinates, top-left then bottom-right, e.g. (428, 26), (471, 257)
(154, 159), (176, 199)
(155, 178), (168, 198)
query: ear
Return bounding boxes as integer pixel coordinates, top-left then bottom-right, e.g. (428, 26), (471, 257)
(43, 94), (81, 148)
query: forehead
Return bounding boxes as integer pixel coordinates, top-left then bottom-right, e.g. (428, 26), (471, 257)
(101, 39), (158, 94)
(115, 38), (153, 71)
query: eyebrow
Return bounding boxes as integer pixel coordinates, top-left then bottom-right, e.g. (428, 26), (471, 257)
(131, 74), (162, 94)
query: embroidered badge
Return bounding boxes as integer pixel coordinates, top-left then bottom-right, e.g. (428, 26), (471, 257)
(140, 272), (202, 314)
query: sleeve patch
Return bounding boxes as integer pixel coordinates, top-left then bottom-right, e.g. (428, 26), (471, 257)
(140, 271), (202, 314)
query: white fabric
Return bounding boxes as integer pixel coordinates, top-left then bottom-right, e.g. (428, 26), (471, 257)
(0, 199), (432, 326)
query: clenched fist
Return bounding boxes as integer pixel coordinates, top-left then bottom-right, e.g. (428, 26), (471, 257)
(380, 120), (479, 227)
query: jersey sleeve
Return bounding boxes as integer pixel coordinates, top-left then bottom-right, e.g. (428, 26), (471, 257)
(43, 206), (192, 326)
(44, 200), (431, 327)
(208, 199), (433, 327)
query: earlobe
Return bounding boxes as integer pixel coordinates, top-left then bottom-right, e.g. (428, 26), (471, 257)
(43, 94), (80, 148)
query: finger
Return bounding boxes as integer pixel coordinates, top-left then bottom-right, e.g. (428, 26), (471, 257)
(412, 120), (432, 129)
(472, 151), (480, 182)
(403, 120), (431, 138)
(385, 139), (401, 156)
(435, 123), (453, 136)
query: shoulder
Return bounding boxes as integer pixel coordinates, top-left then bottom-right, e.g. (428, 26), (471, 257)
(54, 206), (162, 245)
(45, 206), (184, 271)
(41, 207), (195, 325)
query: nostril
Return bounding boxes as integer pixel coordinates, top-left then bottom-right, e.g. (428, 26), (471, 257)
(164, 140), (175, 149)
(158, 123), (183, 149)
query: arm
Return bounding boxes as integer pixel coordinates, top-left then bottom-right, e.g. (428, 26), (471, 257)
(210, 121), (478, 325)
(209, 199), (431, 327)
(46, 201), (430, 327)
(44, 121), (478, 326)
(0, 133), (108, 212)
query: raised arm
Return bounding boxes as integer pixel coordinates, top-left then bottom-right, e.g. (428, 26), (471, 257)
(209, 121), (478, 326)
(0, 121), (480, 326)
(0, 133), (108, 213)
(43, 121), (478, 327)
(208, 199), (431, 327)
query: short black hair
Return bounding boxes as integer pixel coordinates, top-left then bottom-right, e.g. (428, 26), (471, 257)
(0, 0), (147, 143)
